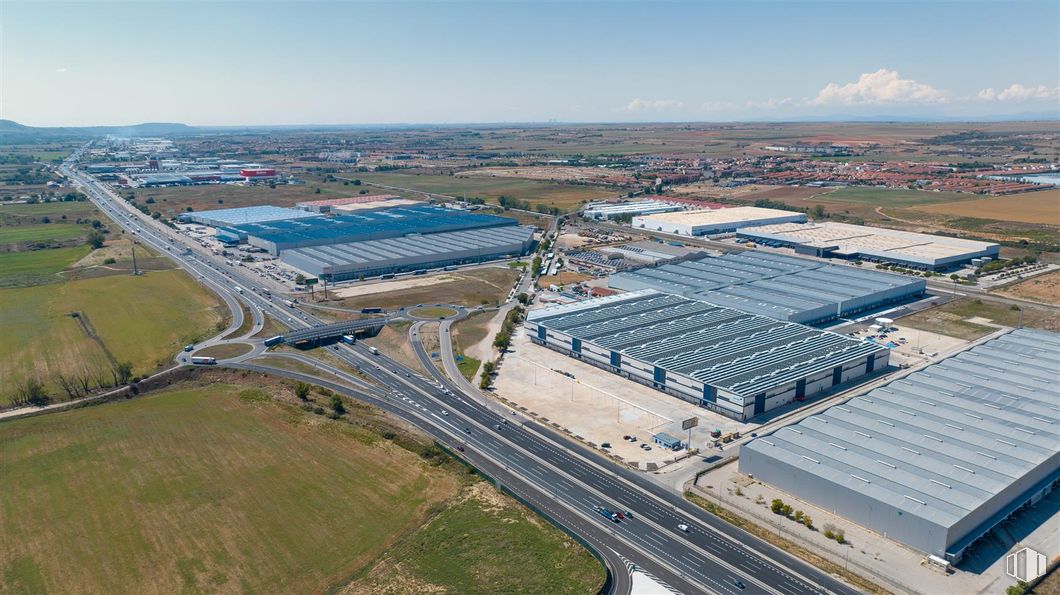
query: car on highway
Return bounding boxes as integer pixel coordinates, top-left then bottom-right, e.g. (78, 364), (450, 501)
(441, 410), (448, 416)
(734, 579), (746, 590)
(677, 523), (689, 532)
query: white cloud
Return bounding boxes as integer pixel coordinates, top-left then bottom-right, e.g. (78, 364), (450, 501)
(809, 69), (947, 106)
(746, 97), (794, 110)
(620, 98), (685, 112)
(56, 67), (67, 73)
(976, 83), (1059, 102)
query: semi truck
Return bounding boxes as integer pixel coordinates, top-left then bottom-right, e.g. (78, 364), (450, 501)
(263, 336), (284, 347)
(596, 507), (620, 522)
(360, 307), (384, 314)
(341, 335), (356, 344)
(190, 356), (217, 365)
(284, 300), (296, 307)
(368, 346), (379, 355)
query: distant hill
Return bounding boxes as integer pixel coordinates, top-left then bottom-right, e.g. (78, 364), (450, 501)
(0, 120), (198, 144)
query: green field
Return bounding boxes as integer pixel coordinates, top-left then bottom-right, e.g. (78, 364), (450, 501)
(0, 245), (91, 287)
(0, 201), (100, 224)
(410, 306), (459, 318)
(0, 223), (87, 245)
(358, 172), (613, 210)
(351, 482), (604, 594)
(0, 270), (224, 403)
(0, 384), (461, 594)
(456, 354), (482, 381)
(0, 382), (603, 594)
(819, 187), (974, 207)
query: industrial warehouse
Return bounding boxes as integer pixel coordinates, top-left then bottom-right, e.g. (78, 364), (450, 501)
(211, 205), (519, 255)
(582, 199), (682, 220)
(179, 203), (534, 281)
(740, 328), (1060, 563)
(179, 205), (319, 227)
(737, 221), (1001, 270)
(280, 225), (534, 281)
(525, 289), (889, 421)
(608, 251), (925, 325)
(632, 206), (807, 236)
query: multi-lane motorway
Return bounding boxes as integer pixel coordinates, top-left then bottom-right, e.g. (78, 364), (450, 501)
(61, 148), (859, 595)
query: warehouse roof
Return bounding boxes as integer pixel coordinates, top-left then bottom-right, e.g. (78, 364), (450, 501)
(295, 195), (401, 207)
(744, 328), (1060, 547)
(633, 206), (805, 226)
(528, 289), (885, 398)
(230, 205), (516, 245)
(609, 251), (924, 323)
(739, 221), (999, 265)
(282, 225), (534, 269)
(181, 205), (320, 226)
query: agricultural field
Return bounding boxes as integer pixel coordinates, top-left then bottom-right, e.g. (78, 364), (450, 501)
(0, 380), (603, 594)
(0, 200), (100, 226)
(130, 180), (349, 216)
(0, 270), (225, 404)
(357, 172), (614, 211)
(0, 223), (88, 245)
(0, 245), (91, 288)
(817, 187), (975, 207)
(913, 189), (1060, 225)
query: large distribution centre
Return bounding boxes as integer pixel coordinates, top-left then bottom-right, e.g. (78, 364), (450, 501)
(737, 221), (1000, 270)
(525, 289), (889, 421)
(608, 251), (925, 325)
(582, 200), (682, 220)
(211, 205), (518, 255)
(295, 195), (420, 213)
(632, 206), (807, 236)
(280, 225), (535, 281)
(740, 328), (1060, 563)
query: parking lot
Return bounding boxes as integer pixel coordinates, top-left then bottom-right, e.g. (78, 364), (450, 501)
(494, 330), (753, 469)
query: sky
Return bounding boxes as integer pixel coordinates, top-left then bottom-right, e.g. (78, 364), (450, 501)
(3, 0), (1059, 126)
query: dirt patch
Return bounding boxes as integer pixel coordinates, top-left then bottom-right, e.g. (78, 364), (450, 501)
(537, 271), (591, 288)
(996, 270), (1060, 305)
(331, 274), (461, 299)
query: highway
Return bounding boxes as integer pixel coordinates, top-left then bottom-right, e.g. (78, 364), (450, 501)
(61, 146), (858, 595)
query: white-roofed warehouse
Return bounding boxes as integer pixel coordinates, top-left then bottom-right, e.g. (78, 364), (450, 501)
(608, 251), (925, 325)
(525, 289), (889, 421)
(740, 328), (1060, 563)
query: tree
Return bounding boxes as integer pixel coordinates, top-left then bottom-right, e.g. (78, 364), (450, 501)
(294, 274), (306, 285)
(14, 378), (50, 407)
(794, 510), (804, 522)
(87, 230), (105, 249)
(1006, 581), (1028, 595)
(313, 187), (322, 194)
(811, 204), (826, 219)
(781, 504), (793, 517)
(770, 498), (785, 514)
(802, 516), (813, 530)
(41, 216), (51, 224)
(517, 292), (530, 305)
(949, 273), (959, 281)
(330, 394), (346, 415)
(116, 361), (134, 384)
(295, 382), (311, 401)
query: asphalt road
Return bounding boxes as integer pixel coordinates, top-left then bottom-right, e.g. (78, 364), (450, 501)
(63, 148), (858, 595)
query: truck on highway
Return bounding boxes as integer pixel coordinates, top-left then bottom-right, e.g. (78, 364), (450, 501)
(284, 299), (296, 308)
(262, 287), (271, 295)
(190, 356), (217, 365)
(234, 286), (244, 294)
(596, 506), (620, 522)
(360, 307), (384, 314)
(368, 346), (379, 355)
(263, 336), (284, 347)
(341, 335), (356, 345)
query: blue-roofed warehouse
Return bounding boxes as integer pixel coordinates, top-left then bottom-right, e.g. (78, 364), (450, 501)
(219, 205), (519, 255)
(608, 251), (925, 325)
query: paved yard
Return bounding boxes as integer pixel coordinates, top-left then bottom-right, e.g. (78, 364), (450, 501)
(494, 330), (752, 469)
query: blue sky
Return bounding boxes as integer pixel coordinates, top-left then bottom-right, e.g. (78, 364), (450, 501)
(4, 1), (1058, 126)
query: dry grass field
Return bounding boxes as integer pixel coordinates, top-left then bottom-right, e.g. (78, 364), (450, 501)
(357, 172), (614, 211)
(996, 270), (1060, 305)
(913, 189), (1059, 225)
(326, 267), (519, 311)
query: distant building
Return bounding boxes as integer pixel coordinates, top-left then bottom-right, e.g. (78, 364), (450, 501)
(633, 206), (806, 236)
(582, 200), (682, 220)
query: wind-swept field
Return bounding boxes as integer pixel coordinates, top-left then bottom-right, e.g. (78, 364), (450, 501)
(0, 270), (224, 404)
(358, 172), (614, 211)
(0, 381), (604, 594)
(913, 189), (1060, 225)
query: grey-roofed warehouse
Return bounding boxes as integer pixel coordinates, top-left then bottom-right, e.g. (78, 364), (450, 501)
(280, 225), (534, 281)
(740, 328), (1060, 563)
(525, 289), (889, 421)
(608, 251), (925, 325)
(179, 205), (320, 227)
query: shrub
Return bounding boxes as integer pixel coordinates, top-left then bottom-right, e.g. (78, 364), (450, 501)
(802, 515), (813, 530)
(294, 382), (310, 401)
(794, 510), (804, 522)
(330, 394), (346, 415)
(781, 504), (793, 517)
(770, 499), (785, 514)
